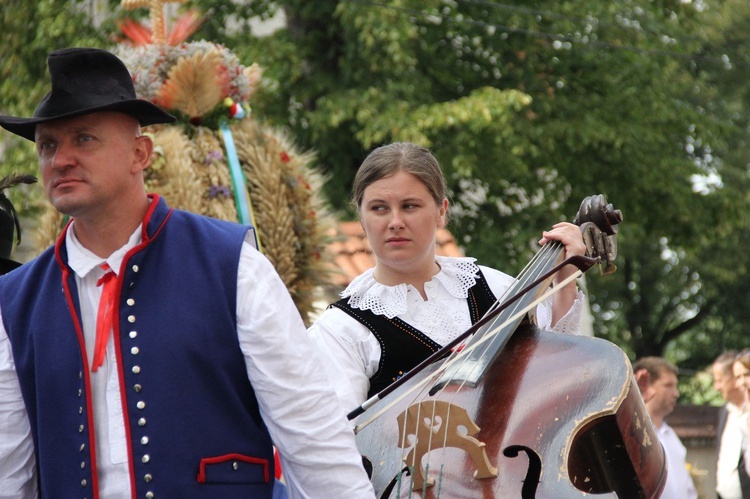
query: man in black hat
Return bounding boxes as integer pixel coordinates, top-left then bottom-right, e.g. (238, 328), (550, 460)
(0, 47), (374, 498)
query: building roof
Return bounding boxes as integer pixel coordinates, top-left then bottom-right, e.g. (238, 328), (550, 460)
(326, 221), (464, 287)
(666, 404), (719, 441)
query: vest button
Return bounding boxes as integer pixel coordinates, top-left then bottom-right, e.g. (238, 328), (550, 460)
(134, 384), (142, 392)
(138, 418), (147, 427)
(142, 454), (150, 463)
(132, 265), (139, 273)
(132, 366), (141, 374)
(79, 425), (85, 433)
(131, 347), (140, 355)
(129, 331), (138, 339)
(144, 473), (153, 482)
(81, 479), (87, 487)
(127, 298), (135, 306)
(80, 461), (86, 469)
(137, 401), (146, 410)
(141, 436), (149, 445)
(128, 315), (136, 323)
(145, 492), (154, 499)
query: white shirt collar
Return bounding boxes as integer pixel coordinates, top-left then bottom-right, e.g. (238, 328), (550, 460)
(341, 256), (480, 318)
(726, 401), (741, 415)
(65, 221), (143, 279)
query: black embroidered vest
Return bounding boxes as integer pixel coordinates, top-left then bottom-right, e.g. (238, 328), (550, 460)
(331, 269), (497, 398)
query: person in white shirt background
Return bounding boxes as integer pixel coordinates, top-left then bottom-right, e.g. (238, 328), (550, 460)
(713, 351), (749, 499)
(0, 47), (374, 499)
(633, 356), (699, 499)
(308, 141), (587, 417)
(732, 349), (750, 492)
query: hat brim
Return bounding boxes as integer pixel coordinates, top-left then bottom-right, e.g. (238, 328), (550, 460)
(0, 99), (176, 142)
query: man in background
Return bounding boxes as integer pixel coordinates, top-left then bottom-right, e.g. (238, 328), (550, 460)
(633, 356), (698, 499)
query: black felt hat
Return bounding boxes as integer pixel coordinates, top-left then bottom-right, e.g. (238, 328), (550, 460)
(0, 47), (175, 142)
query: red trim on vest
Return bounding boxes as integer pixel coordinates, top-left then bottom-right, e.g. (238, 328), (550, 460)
(60, 264), (101, 498)
(115, 194), (172, 498)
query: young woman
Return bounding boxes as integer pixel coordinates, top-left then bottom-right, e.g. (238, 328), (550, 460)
(309, 142), (587, 413)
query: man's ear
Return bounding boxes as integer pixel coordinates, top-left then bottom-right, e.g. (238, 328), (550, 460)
(634, 368), (655, 403)
(132, 135), (154, 173)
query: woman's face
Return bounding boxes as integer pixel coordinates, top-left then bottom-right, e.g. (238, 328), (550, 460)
(359, 171), (447, 280)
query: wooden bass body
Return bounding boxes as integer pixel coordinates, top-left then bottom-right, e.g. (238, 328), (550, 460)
(355, 325), (666, 498)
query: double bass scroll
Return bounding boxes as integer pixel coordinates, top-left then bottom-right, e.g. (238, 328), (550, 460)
(575, 194), (622, 275)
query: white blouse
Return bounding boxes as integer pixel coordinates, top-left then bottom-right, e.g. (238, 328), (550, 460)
(308, 256), (584, 413)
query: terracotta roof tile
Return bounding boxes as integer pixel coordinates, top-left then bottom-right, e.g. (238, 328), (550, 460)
(326, 221), (464, 287)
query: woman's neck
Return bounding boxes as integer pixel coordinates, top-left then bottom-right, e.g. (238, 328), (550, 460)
(373, 259), (441, 300)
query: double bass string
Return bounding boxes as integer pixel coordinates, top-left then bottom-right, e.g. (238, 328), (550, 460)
(369, 245), (583, 496)
(465, 241), (561, 330)
(353, 252), (584, 436)
(412, 241), (565, 496)
(358, 272), (584, 496)
(348, 246), (591, 423)
(388, 244), (564, 496)
(435, 240), (565, 389)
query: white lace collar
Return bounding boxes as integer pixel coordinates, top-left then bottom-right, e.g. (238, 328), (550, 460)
(341, 256), (481, 318)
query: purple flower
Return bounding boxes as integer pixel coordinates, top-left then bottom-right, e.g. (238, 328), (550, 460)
(204, 150), (223, 165)
(209, 185), (231, 198)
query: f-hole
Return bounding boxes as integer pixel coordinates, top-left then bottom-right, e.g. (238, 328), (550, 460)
(503, 445), (541, 499)
(379, 466), (410, 499)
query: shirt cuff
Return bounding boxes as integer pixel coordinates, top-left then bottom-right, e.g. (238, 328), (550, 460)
(549, 289), (585, 335)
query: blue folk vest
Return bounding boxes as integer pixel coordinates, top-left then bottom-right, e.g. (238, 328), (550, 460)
(0, 196), (275, 499)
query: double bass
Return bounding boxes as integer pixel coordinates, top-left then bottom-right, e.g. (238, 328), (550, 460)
(352, 195), (666, 498)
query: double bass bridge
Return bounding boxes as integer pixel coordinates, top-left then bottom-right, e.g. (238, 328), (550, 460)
(396, 400), (498, 490)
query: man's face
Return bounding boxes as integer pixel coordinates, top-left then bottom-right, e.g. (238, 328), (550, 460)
(712, 362), (742, 404)
(647, 370), (679, 419)
(34, 111), (150, 220)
